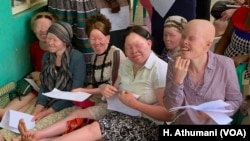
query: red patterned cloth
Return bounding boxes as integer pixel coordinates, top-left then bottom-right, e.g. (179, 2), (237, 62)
(64, 118), (96, 134)
(73, 99), (95, 109)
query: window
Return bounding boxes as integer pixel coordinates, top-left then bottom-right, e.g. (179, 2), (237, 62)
(12, 0), (47, 15)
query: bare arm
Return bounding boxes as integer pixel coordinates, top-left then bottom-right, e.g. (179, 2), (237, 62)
(214, 21), (234, 54)
(233, 55), (250, 66)
(120, 88), (175, 122)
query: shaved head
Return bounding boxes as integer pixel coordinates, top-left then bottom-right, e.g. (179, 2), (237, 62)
(185, 19), (215, 43)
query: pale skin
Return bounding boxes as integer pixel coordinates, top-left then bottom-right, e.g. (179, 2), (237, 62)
(8, 28), (122, 141)
(31, 33), (67, 122)
(0, 17), (52, 120)
(163, 26), (182, 59)
(173, 19), (216, 119)
(72, 29), (123, 98)
(15, 30), (174, 141)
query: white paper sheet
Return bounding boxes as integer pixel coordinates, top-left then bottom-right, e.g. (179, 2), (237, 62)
(150, 0), (175, 18)
(107, 93), (140, 116)
(0, 110), (35, 133)
(24, 78), (40, 92)
(42, 88), (91, 102)
(100, 6), (130, 31)
(169, 100), (233, 125)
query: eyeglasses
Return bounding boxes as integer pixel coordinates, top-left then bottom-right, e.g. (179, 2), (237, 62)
(35, 14), (53, 21)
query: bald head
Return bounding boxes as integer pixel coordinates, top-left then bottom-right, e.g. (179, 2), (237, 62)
(185, 19), (215, 42)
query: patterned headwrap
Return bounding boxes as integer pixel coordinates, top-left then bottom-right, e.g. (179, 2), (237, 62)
(164, 16), (187, 32)
(47, 21), (73, 46)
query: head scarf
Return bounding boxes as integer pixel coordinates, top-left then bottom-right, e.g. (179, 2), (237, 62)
(164, 16), (187, 32)
(47, 21), (73, 46)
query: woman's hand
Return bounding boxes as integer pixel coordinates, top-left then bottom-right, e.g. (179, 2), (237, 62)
(99, 84), (118, 99)
(173, 57), (190, 85)
(32, 108), (54, 122)
(118, 90), (137, 108)
(32, 111), (46, 122)
(220, 9), (236, 21)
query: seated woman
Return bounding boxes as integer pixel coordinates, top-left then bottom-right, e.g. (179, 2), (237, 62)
(15, 25), (174, 141)
(66, 13), (126, 121)
(1, 21), (87, 141)
(0, 12), (57, 119)
(164, 19), (243, 124)
(31, 21), (86, 122)
(160, 15), (187, 62)
(9, 13), (126, 141)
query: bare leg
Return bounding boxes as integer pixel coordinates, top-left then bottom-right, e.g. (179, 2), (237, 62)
(0, 93), (35, 119)
(19, 98), (36, 113)
(2, 93), (36, 114)
(20, 108), (94, 140)
(0, 109), (4, 119)
(52, 121), (102, 141)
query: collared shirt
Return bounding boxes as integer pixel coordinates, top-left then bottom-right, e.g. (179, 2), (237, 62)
(119, 52), (168, 124)
(164, 51), (243, 124)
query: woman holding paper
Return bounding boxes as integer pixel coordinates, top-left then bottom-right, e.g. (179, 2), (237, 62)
(31, 21), (86, 122)
(16, 25), (174, 141)
(11, 13), (126, 140)
(163, 19), (243, 124)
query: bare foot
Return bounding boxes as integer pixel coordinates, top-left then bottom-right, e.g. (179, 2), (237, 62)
(18, 119), (28, 136)
(11, 133), (36, 141)
(18, 119), (36, 141)
(22, 133), (36, 141)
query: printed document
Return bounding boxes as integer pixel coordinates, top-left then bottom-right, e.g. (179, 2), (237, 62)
(107, 93), (140, 116)
(169, 100), (233, 125)
(0, 110), (35, 133)
(42, 88), (91, 102)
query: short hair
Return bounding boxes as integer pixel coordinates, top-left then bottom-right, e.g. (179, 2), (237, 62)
(85, 13), (111, 37)
(122, 25), (152, 44)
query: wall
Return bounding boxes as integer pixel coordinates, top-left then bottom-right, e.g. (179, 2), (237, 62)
(0, 1), (47, 86)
